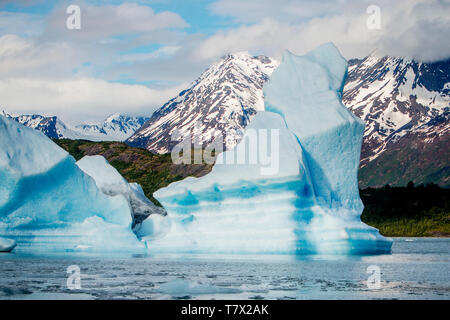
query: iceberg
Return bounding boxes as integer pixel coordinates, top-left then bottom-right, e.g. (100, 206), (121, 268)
(151, 43), (392, 255)
(0, 115), (146, 252)
(160, 279), (242, 296)
(76, 155), (167, 231)
(0, 237), (16, 252)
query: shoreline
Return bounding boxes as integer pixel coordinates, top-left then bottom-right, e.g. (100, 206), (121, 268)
(386, 235), (450, 238)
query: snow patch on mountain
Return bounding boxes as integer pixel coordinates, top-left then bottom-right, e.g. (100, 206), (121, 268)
(1, 111), (149, 142)
(75, 113), (149, 141)
(343, 54), (450, 165)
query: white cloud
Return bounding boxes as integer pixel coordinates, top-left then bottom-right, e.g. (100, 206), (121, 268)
(44, 2), (189, 41)
(0, 11), (44, 36)
(374, 0), (450, 62)
(0, 77), (187, 124)
(207, 0), (450, 62)
(1, 0), (448, 125)
(0, 3), (191, 123)
(195, 17), (376, 62)
(0, 35), (80, 78)
(210, 0), (344, 24)
(119, 45), (181, 63)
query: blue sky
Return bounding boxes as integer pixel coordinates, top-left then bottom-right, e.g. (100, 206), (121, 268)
(0, 0), (448, 123)
(1, 0), (238, 34)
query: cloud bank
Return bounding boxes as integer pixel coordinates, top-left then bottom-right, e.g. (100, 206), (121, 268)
(207, 0), (450, 62)
(0, 0), (448, 123)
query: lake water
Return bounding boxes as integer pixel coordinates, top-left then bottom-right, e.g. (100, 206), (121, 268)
(0, 238), (449, 300)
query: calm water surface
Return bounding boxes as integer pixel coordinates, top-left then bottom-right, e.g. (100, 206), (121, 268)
(0, 238), (449, 300)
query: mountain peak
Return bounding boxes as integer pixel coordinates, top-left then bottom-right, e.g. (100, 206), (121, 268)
(75, 114), (149, 140)
(127, 53), (279, 153)
(1, 110), (11, 118)
(343, 54), (449, 176)
(222, 51), (252, 60)
(128, 51), (448, 187)
(5, 110), (149, 142)
(104, 113), (123, 122)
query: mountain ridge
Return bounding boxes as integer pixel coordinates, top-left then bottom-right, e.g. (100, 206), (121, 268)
(3, 51), (449, 188)
(343, 54), (449, 167)
(127, 51), (449, 187)
(1, 111), (149, 142)
(126, 52), (279, 153)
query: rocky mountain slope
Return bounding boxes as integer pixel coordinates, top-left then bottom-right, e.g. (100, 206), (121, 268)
(4, 51), (449, 188)
(126, 52), (278, 153)
(343, 55), (449, 187)
(127, 52), (448, 187)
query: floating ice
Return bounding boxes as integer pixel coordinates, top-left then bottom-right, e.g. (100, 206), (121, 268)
(0, 237), (16, 252)
(159, 279), (242, 296)
(76, 155), (167, 233)
(151, 43), (392, 255)
(0, 115), (145, 252)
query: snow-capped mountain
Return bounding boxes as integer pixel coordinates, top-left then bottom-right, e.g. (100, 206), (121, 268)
(1, 111), (89, 140)
(4, 51), (448, 187)
(74, 113), (150, 141)
(127, 51), (448, 187)
(1, 111), (149, 142)
(126, 52), (278, 153)
(343, 54), (449, 187)
(343, 54), (449, 167)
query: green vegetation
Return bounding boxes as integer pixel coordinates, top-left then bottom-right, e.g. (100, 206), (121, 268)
(55, 139), (449, 237)
(360, 183), (450, 237)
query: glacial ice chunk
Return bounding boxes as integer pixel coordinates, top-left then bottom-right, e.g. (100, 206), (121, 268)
(159, 279), (242, 296)
(133, 212), (171, 241)
(76, 155), (167, 237)
(151, 43), (392, 255)
(0, 237), (16, 252)
(0, 115), (145, 252)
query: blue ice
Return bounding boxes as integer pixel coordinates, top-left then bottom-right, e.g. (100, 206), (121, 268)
(0, 115), (146, 252)
(150, 43), (392, 255)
